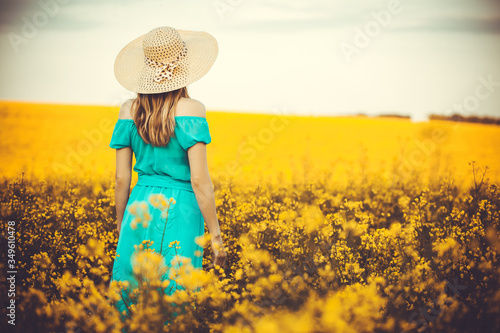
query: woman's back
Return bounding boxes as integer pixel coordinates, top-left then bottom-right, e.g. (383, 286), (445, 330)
(109, 97), (212, 188)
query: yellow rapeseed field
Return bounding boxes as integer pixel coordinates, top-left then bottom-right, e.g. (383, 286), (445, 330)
(0, 101), (499, 333)
(2, 101), (499, 188)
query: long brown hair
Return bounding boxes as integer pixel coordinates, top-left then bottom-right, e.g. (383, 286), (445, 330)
(131, 87), (189, 147)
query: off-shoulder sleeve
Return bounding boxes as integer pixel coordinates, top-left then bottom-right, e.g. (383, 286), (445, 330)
(175, 117), (212, 150)
(109, 120), (133, 149)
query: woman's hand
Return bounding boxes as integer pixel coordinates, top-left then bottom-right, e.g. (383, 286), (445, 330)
(210, 234), (227, 268)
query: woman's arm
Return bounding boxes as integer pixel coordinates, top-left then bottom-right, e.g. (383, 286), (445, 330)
(188, 142), (227, 267)
(178, 98), (227, 267)
(115, 147), (133, 235)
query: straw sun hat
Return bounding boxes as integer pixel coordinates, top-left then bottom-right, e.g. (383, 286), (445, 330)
(114, 26), (218, 94)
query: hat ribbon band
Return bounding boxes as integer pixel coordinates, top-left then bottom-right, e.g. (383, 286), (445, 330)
(144, 44), (188, 83)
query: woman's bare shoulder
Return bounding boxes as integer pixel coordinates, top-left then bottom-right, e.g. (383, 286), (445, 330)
(175, 97), (206, 118)
(118, 99), (135, 119)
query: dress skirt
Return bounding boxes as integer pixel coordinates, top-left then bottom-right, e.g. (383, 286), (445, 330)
(110, 174), (205, 322)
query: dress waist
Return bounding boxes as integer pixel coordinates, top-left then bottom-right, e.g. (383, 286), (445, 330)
(136, 174), (194, 192)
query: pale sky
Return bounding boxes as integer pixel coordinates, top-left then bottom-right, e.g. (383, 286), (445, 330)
(1, 0), (499, 120)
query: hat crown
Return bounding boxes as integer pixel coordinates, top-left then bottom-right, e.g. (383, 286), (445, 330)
(143, 27), (185, 63)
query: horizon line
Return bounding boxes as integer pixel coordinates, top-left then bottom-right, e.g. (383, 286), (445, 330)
(1, 99), (499, 121)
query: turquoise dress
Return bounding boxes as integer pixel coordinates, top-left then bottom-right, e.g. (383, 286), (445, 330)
(108, 116), (211, 322)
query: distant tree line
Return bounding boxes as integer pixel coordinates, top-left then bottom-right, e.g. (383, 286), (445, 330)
(377, 114), (410, 119)
(429, 113), (500, 125)
(354, 112), (500, 125)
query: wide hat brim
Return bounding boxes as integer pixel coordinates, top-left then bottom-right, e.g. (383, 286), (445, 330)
(114, 29), (218, 94)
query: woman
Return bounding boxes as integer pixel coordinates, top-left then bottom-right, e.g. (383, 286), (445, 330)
(109, 26), (227, 319)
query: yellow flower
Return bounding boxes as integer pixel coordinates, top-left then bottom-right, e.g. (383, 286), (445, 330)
(148, 193), (166, 209)
(194, 233), (211, 247)
(131, 251), (168, 282)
